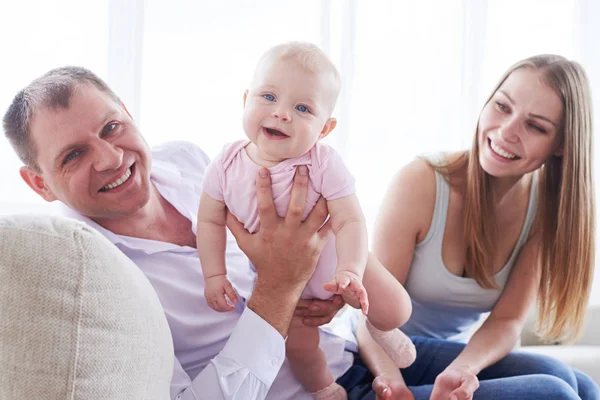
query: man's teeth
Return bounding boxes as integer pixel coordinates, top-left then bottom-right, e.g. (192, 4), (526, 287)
(102, 168), (132, 191)
(490, 140), (517, 159)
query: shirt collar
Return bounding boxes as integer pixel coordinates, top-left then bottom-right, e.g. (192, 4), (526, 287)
(59, 157), (199, 255)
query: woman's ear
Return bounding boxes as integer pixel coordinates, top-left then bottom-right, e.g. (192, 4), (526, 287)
(554, 145), (564, 157)
(19, 166), (57, 202)
(319, 118), (337, 140)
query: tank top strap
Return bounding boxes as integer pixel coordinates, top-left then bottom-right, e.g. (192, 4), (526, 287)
(418, 154), (450, 246)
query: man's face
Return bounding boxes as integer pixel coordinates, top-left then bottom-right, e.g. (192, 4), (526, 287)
(23, 84), (153, 222)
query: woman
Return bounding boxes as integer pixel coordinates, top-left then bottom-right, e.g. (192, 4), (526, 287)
(344, 55), (599, 399)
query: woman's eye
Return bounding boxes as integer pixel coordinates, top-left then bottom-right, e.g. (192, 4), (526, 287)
(529, 123), (547, 134)
(263, 94), (275, 102)
(495, 102), (509, 113)
(295, 104), (309, 113)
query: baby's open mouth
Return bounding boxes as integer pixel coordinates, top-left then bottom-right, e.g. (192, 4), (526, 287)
(264, 127), (288, 137)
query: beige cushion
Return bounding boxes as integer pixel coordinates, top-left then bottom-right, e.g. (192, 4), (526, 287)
(519, 346), (600, 384)
(0, 214), (174, 399)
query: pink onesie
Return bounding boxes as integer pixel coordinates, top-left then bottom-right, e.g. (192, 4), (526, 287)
(202, 139), (356, 299)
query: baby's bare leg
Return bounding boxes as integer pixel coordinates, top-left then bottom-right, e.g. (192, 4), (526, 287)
(286, 318), (347, 399)
(363, 253), (416, 368)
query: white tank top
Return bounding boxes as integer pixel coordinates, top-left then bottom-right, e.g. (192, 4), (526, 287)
(400, 163), (538, 342)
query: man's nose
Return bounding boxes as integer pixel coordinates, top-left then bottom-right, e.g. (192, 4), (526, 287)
(92, 140), (123, 172)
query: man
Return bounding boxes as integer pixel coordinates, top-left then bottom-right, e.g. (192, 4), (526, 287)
(3, 67), (356, 399)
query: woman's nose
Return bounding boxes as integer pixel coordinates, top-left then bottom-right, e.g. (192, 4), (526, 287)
(498, 119), (520, 143)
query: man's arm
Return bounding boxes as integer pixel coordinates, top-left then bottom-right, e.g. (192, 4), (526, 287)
(173, 165), (332, 399)
(172, 308), (285, 400)
(227, 165), (332, 336)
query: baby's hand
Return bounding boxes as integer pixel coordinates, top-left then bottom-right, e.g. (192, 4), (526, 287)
(205, 275), (239, 312)
(323, 270), (369, 315)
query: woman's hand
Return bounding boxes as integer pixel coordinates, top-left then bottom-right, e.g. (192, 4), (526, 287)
(430, 365), (479, 400)
(372, 374), (414, 400)
(294, 295), (345, 327)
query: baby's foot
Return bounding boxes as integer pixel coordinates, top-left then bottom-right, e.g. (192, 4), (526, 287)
(311, 381), (347, 400)
(323, 271), (369, 315)
(366, 318), (416, 368)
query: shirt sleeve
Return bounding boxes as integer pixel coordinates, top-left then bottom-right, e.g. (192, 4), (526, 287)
(170, 307), (286, 400)
(318, 147), (356, 201)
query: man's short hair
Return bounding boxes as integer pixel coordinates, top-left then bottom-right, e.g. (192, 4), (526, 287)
(3, 66), (121, 170)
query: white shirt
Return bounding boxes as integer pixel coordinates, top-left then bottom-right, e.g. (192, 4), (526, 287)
(62, 141), (354, 400)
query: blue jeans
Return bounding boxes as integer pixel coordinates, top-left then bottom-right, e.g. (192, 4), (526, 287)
(338, 336), (600, 399)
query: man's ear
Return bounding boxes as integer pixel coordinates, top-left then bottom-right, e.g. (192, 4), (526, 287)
(243, 90), (249, 108)
(19, 166), (57, 202)
(319, 118), (337, 140)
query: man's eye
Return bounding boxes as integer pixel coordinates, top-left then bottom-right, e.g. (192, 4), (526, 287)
(263, 94), (275, 102)
(63, 150), (80, 165)
(296, 104), (309, 113)
(102, 123), (117, 136)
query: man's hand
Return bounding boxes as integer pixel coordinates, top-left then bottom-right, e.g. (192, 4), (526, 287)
(430, 366), (479, 400)
(226, 166), (332, 336)
(294, 295), (345, 327)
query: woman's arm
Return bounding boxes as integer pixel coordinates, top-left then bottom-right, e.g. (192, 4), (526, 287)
(372, 159), (436, 285)
(431, 236), (541, 400)
(449, 236), (541, 373)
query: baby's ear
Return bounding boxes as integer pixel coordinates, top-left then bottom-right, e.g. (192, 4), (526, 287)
(319, 118), (337, 140)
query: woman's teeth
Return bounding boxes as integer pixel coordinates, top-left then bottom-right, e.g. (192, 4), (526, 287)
(101, 168), (132, 191)
(490, 140), (518, 159)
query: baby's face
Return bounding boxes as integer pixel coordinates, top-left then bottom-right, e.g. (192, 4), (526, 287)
(243, 59), (336, 162)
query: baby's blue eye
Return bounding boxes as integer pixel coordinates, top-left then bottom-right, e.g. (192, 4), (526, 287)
(296, 104), (308, 113)
(264, 94), (275, 101)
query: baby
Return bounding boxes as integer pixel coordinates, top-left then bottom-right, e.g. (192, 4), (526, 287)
(197, 42), (414, 399)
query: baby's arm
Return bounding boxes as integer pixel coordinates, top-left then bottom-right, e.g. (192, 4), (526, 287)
(323, 194), (369, 313)
(197, 192), (238, 311)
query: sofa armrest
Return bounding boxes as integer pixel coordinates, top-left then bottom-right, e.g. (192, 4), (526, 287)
(521, 304), (600, 346)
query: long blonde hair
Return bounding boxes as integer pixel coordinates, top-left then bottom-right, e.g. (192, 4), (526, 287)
(431, 55), (594, 342)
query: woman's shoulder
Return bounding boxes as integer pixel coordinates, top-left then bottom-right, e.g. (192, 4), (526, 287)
(384, 157), (437, 220)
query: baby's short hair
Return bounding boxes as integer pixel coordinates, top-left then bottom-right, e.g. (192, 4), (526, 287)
(257, 41), (342, 104)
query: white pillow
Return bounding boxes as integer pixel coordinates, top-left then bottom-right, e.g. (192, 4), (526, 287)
(0, 214), (173, 399)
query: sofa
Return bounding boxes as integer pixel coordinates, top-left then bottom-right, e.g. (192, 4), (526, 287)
(520, 304), (600, 384)
(0, 214), (174, 399)
(0, 214), (598, 399)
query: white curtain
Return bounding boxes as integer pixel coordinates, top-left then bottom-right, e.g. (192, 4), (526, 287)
(1, 0), (599, 302)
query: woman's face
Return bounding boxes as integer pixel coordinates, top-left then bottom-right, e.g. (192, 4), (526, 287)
(478, 68), (564, 178)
